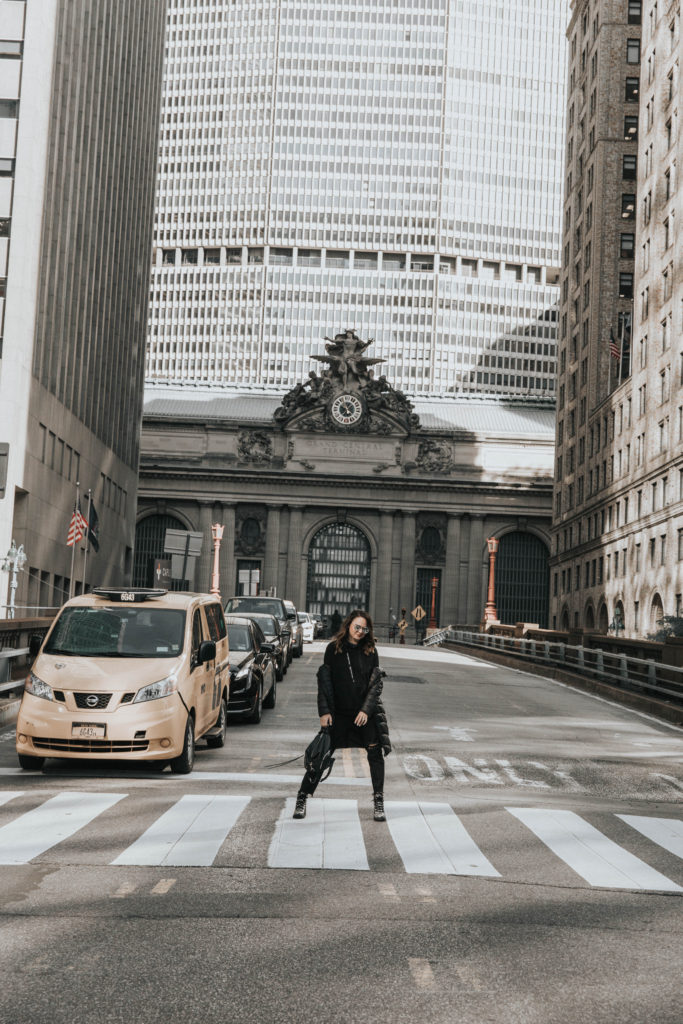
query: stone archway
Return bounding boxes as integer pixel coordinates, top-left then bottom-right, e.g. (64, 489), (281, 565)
(494, 531), (550, 627)
(133, 513), (188, 588)
(584, 603), (595, 631)
(560, 606), (570, 632)
(650, 593), (664, 635)
(306, 522), (371, 630)
(597, 602), (609, 634)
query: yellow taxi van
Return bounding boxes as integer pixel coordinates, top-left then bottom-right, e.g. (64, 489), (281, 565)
(15, 587), (230, 774)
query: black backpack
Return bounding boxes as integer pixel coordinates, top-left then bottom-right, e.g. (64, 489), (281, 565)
(304, 726), (335, 781)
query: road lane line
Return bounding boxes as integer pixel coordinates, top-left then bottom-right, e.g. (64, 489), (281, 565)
(378, 882), (400, 900)
(151, 878), (177, 895)
(617, 815), (683, 860)
(268, 798), (369, 870)
(111, 882), (137, 898)
(112, 794), (250, 866)
(385, 801), (500, 876)
(508, 808), (682, 891)
(0, 791), (24, 807)
(0, 792), (125, 864)
(342, 749), (354, 777)
(408, 958), (435, 990)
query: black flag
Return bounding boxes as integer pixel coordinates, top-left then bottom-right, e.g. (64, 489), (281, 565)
(88, 501), (100, 552)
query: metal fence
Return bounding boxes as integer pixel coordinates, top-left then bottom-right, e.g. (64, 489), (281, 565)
(445, 629), (683, 706)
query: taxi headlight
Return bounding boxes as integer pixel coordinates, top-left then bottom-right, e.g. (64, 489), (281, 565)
(133, 676), (178, 703)
(25, 671), (54, 702)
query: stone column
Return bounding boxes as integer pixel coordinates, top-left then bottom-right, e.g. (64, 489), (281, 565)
(374, 511), (394, 628)
(197, 503), (213, 592)
(285, 506), (303, 601)
(466, 514), (485, 624)
(398, 511), (416, 614)
(442, 513), (462, 626)
(263, 505), (281, 593)
(219, 504), (236, 598)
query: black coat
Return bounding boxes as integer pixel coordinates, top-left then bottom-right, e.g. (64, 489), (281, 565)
(316, 641), (391, 755)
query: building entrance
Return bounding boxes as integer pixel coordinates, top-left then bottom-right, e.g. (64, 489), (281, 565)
(306, 523), (371, 630)
(496, 531), (549, 627)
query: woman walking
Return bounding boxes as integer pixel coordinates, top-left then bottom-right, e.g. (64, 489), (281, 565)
(293, 609), (391, 821)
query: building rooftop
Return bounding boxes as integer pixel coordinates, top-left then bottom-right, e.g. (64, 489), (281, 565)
(143, 382), (556, 437)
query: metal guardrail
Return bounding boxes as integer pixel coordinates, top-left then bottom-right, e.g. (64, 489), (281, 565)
(446, 629), (683, 706)
(0, 647), (29, 695)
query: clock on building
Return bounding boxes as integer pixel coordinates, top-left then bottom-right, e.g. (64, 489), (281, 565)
(330, 393), (364, 427)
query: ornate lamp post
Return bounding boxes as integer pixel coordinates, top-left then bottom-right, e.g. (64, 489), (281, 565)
(1, 541), (27, 620)
(483, 536), (499, 625)
(210, 524), (224, 598)
(428, 575), (439, 629)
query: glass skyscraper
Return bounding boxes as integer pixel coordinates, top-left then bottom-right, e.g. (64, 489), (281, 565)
(148, 0), (568, 394)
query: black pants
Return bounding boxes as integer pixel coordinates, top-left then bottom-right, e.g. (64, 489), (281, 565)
(299, 742), (384, 797)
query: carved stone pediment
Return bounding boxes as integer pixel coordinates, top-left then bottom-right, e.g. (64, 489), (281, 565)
(237, 430), (273, 465)
(415, 438), (454, 474)
(273, 330), (420, 436)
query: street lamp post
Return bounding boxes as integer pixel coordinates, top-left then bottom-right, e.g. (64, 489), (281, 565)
(210, 524), (224, 598)
(428, 575), (439, 629)
(483, 536), (499, 626)
(1, 541), (27, 620)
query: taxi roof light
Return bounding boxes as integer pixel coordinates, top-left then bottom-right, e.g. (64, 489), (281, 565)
(91, 587), (168, 603)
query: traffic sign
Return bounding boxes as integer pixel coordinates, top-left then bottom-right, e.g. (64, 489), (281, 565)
(411, 605), (426, 621)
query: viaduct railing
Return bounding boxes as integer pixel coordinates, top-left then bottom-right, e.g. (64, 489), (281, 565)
(445, 628), (683, 707)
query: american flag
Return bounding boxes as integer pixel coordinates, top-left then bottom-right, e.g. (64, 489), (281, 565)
(609, 329), (620, 360)
(67, 502), (89, 547)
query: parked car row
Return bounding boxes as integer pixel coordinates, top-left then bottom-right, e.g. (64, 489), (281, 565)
(15, 587), (324, 775)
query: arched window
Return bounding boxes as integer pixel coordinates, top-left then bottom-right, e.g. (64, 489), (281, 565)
(133, 514), (188, 589)
(306, 523), (371, 625)
(650, 593), (664, 634)
(584, 603), (595, 631)
(495, 532), (549, 627)
(598, 602), (609, 634)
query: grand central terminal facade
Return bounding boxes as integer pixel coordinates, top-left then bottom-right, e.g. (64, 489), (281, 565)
(136, 334), (555, 631)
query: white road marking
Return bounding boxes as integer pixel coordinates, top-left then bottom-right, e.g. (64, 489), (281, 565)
(508, 808), (682, 891)
(433, 725), (476, 742)
(385, 801), (500, 877)
(378, 882), (399, 900)
(268, 798), (369, 870)
(0, 791), (24, 807)
(650, 773), (683, 792)
(443, 757), (503, 785)
(617, 815), (683, 860)
(402, 755), (445, 781)
(184, 770), (372, 787)
(0, 791), (125, 864)
(111, 882), (137, 898)
(408, 958), (435, 990)
(112, 794), (250, 866)
(151, 877), (177, 895)
(496, 759), (551, 789)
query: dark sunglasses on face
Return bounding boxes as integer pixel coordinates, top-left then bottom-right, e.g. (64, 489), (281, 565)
(351, 624), (369, 634)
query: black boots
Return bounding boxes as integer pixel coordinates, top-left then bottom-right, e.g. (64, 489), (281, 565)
(293, 791), (308, 819)
(373, 792), (386, 822)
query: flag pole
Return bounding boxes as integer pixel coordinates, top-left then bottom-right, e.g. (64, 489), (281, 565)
(82, 488), (92, 595)
(619, 313), (625, 381)
(69, 482), (79, 600)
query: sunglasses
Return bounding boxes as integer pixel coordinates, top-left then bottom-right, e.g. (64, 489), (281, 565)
(351, 624), (369, 634)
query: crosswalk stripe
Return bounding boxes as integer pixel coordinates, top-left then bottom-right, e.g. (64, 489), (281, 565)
(384, 801), (500, 876)
(0, 791), (24, 807)
(617, 815), (683, 861)
(268, 798), (369, 870)
(0, 792), (126, 864)
(508, 808), (682, 891)
(111, 795), (251, 866)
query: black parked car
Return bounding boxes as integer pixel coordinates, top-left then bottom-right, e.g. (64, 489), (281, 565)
(224, 596), (293, 665)
(243, 612), (287, 681)
(225, 615), (277, 723)
(283, 599), (303, 658)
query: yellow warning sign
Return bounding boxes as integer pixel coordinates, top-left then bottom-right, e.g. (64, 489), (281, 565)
(411, 605), (426, 621)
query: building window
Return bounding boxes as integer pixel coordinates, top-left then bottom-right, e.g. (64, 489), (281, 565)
(628, 1), (642, 24)
(620, 233), (635, 258)
(204, 248), (220, 264)
(625, 77), (640, 102)
(623, 155), (637, 180)
(626, 39), (640, 63)
(619, 272), (634, 299)
(624, 115), (638, 141)
(678, 530), (683, 561)
(622, 194), (636, 219)
(161, 249), (175, 265)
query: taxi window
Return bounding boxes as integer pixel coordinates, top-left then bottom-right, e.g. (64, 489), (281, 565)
(205, 603), (227, 642)
(43, 606), (185, 658)
(191, 609), (204, 667)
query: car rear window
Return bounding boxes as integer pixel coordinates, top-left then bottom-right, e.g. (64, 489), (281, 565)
(227, 624), (252, 652)
(246, 613), (278, 634)
(225, 597), (284, 618)
(43, 606), (186, 658)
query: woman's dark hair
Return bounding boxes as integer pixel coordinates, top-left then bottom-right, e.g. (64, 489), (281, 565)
(333, 609), (376, 655)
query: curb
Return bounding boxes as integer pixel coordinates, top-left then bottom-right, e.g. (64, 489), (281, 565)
(442, 642), (683, 727)
(0, 698), (20, 728)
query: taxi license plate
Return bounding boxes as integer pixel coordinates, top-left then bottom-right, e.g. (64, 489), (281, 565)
(72, 723), (106, 738)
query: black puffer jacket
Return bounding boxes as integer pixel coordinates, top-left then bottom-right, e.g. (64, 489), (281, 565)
(316, 641), (391, 755)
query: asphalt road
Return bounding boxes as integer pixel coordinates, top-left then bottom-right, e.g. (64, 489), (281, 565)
(0, 642), (682, 1024)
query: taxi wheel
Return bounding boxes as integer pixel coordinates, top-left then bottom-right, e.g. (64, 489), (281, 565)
(18, 753), (45, 770)
(170, 715), (195, 774)
(206, 697), (228, 749)
(247, 682), (263, 724)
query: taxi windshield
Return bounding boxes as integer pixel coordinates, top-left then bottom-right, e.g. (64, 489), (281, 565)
(226, 597), (283, 618)
(43, 606), (186, 658)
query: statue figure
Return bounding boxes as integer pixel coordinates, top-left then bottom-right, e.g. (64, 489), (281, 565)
(312, 328), (385, 387)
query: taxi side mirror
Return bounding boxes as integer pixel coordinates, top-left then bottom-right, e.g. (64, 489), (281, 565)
(260, 642), (274, 653)
(28, 635), (42, 658)
(198, 640), (216, 664)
